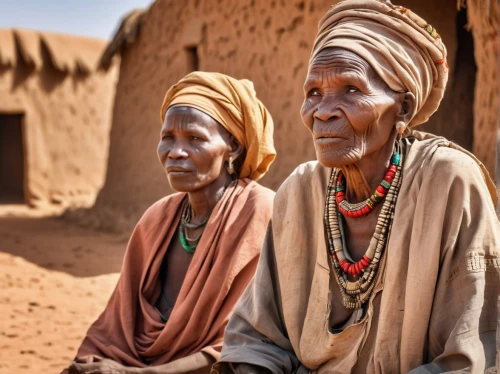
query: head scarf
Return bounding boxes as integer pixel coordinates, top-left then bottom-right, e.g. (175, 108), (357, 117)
(310, 0), (449, 127)
(160, 72), (276, 181)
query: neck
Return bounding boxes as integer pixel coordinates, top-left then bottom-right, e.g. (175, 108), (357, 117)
(341, 132), (397, 202)
(187, 174), (230, 223)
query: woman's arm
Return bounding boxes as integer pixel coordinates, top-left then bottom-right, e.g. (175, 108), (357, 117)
(408, 147), (500, 373)
(214, 222), (305, 374)
(68, 352), (214, 374)
(140, 352), (215, 374)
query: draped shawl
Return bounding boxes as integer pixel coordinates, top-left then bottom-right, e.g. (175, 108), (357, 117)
(73, 179), (274, 367)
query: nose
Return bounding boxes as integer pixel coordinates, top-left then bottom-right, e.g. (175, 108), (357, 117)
(313, 95), (344, 122)
(167, 141), (189, 159)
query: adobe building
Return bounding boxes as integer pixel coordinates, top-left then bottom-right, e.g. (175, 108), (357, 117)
(0, 29), (118, 208)
(86, 0), (498, 232)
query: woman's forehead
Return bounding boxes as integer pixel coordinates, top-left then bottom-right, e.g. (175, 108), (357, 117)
(310, 49), (370, 73)
(306, 49), (386, 86)
(163, 106), (225, 134)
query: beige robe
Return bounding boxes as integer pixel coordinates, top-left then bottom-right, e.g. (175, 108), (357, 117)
(216, 132), (500, 373)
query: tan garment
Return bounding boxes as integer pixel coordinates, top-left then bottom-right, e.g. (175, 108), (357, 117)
(311, 0), (448, 127)
(217, 132), (500, 373)
(72, 179), (274, 367)
(160, 72), (276, 181)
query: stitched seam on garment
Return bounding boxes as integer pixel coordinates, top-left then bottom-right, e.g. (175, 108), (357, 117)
(446, 253), (500, 284)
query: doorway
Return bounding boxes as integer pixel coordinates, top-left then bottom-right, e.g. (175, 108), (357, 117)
(0, 114), (25, 203)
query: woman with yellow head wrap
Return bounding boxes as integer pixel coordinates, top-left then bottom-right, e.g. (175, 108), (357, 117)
(217, 1), (499, 373)
(64, 72), (276, 374)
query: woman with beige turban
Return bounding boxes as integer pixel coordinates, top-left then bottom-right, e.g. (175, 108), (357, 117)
(64, 72), (276, 374)
(216, 1), (499, 373)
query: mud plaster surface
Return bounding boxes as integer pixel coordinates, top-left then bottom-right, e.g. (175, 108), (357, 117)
(85, 0), (469, 235)
(0, 30), (118, 209)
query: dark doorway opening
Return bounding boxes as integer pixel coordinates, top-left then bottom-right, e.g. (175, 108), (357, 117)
(449, 7), (476, 151)
(419, 7), (476, 151)
(185, 46), (200, 71)
(0, 114), (25, 204)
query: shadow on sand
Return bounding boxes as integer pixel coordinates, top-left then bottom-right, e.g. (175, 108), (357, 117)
(0, 215), (127, 277)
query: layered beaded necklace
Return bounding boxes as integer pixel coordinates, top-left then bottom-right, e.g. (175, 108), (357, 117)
(179, 178), (232, 253)
(335, 153), (400, 217)
(324, 140), (404, 309)
(179, 204), (210, 253)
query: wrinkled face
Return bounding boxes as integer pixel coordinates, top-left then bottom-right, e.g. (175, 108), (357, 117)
(158, 106), (232, 192)
(301, 48), (402, 168)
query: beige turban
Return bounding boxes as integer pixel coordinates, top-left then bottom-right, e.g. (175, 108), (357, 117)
(311, 0), (449, 127)
(160, 72), (276, 181)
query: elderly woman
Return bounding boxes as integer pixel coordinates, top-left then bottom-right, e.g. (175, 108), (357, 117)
(216, 1), (499, 373)
(64, 72), (276, 374)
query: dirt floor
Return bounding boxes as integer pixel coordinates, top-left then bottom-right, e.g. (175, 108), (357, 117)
(0, 205), (128, 374)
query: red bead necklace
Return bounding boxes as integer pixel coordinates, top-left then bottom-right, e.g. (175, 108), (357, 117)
(335, 152), (400, 218)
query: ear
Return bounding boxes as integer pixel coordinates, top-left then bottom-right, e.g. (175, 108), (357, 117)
(395, 92), (415, 126)
(228, 135), (244, 160)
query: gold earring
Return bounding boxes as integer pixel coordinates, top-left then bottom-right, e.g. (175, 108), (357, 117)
(396, 121), (406, 135)
(227, 156), (234, 174)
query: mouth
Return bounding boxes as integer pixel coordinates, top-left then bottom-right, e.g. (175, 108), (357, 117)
(166, 166), (191, 174)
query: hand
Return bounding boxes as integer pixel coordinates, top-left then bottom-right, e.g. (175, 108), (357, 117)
(68, 358), (133, 374)
(232, 363), (272, 374)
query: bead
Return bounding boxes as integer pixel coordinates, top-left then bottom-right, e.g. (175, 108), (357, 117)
(359, 258), (370, 267)
(355, 262), (362, 275)
(349, 264), (357, 275)
(325, 148), (403, 309)
(380, 179), (391, 189)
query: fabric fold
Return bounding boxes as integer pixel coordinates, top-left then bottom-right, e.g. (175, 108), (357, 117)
(74, 179), (274, 367)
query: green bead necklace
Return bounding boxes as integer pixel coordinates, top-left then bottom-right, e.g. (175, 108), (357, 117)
(178, 179), (232, 253)
(179, 231), (197, 253)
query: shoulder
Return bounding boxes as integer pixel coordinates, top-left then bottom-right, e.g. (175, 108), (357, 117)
(416, 144), (497, 210)
(236, 179), (275, 216)
(275, 161), (328, 202)
(407, 131), (491, 191)
(426, 145), (485, 185)
(242, 179), (275, 202)
(138, 193), (185, 225)
(277, 161), (325, 193)
(273, 161), (329, 220)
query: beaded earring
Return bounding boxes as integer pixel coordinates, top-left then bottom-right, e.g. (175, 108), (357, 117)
(227, 156), (234, 175)
(396, 121), (406, 135)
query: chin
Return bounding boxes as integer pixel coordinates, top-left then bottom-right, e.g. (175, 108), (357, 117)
(167, 177), (195, 193)
(316, 149), (361, 169)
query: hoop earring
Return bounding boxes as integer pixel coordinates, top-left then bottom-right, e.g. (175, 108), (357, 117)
(395, 121), (406, 135)
(227, 156), (235, 175)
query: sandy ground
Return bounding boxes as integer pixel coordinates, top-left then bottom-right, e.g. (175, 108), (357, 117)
(0, 205), (129, 374)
